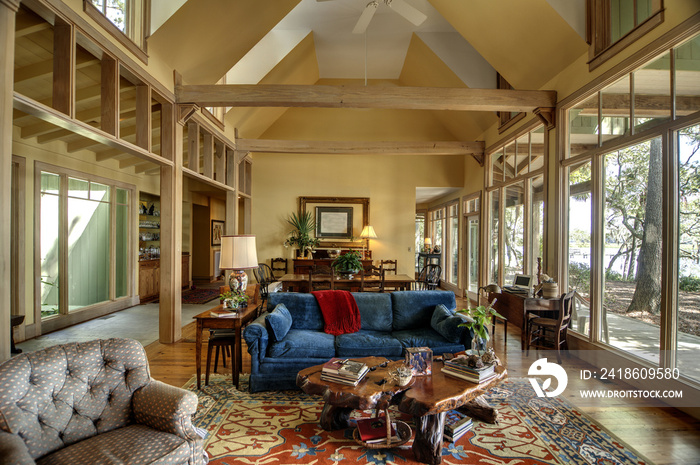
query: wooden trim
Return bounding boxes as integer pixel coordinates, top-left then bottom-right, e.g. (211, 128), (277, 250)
(181, 167), (235, 193)
(200, 106), (225, 131)
(236, 139), (484, 156)
(0, 0), (20, 11)
(135, 84), (150, 150)
(100, 56), (118, 135)
(497, 111), (526, 134)
(202, 132), (214, 179)
(485, 117), (543, 156)
(10, 156), (26, 342)
(83, 0), (148, 65)
(14, 92), (172, 166)
(176, 84), (557, 112)
(52, 17), (74, 116)
(187, 121), (199, 173)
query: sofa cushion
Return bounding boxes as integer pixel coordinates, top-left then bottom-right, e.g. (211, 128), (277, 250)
(267, 293), (325, 330)
(391, 291), (457, 331)
(392, 328), (466, 354)
(430, 304), (464, 343)
(265, 304), (293, 342)
(336, 330), (404, 357)
(36, 424), (195, 465)
(352, 293), (393, 332)
(267, 329), (336, 359)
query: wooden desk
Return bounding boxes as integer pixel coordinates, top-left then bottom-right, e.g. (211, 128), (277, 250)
(279, 273), (415, 292)
(193, 302), (259, 390)
(490, 291), (559, 350)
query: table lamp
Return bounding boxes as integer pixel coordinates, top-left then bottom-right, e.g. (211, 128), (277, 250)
(220, 235), (258, 295)
(423, 237), (432, 253)
(360, 225), (377, 259)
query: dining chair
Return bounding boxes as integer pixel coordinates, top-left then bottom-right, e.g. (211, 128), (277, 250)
(360, 264), (385, 292)
(253, 263), (277, 310)
(309, 265), (335, 291)
(206, 329), (236, 386)
(413, 264), (441, 290)
(380, 259), (397, 275)
(525, 291), (575, 363)
(270, 257), (288, 279)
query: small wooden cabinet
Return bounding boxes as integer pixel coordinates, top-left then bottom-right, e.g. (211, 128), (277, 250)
(138, 253), (191, 302)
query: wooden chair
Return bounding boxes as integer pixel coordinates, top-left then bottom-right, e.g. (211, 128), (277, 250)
(525, 291), (575, 363)
(270, 258), (288, 279)
(253, 263), (276, 309)
(205, 329), (235, 386)
(413, 264), (441, 290)
(309, 265), (335, 291)
(360, 264), (385, 292)
(380, 259), (397, 274)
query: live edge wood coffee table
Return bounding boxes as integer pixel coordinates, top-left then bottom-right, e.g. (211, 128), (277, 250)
(297, 356), (507, 465)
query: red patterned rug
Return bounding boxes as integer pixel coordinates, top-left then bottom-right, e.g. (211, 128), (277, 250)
(183, 375), (652, 465)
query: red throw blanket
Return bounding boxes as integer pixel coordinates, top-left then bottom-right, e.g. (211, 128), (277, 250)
(311, 290), (361, 335)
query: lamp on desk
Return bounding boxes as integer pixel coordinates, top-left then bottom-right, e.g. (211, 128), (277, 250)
(220, 235), (258, 295)
(423, 237), (432, 253)
(360, 225), (377, 259)
(478, 283), (501, 306)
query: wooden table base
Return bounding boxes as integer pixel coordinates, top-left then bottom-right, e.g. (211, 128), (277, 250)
(413, 411), (447, 465)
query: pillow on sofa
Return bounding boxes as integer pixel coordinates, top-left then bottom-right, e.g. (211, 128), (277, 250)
(266, 304), (292, 342)
(430, 304), (464, 343)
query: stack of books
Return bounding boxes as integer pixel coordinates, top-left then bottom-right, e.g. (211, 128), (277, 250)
(356, 417), (399, 444)
(441, 357), (496, 384)
(321, 358), (369, 386)
(443, 409), (473, 442)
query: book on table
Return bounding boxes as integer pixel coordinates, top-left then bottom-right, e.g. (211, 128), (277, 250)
(441, 366), (497, 384)
(321, 358), (369, 385)
(209, 311), (237, 318)
(443, 409), (473, 442)
(356, 417), (398, 443)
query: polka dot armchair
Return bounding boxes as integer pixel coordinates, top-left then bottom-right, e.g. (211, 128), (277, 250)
(0, 338), (205, 465)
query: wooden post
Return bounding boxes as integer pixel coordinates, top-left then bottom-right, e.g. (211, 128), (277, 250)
(52, 16), (74, 117)
(0, 0), (21, 362)
(136, 84), (151, 151)
(202, 132), (213, 179)
(159, 101), (183, 343)
(100, 55), (119, 136)
(187, 120), (199, 173)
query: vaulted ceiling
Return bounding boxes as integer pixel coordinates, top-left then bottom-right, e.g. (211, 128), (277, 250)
(148, 0), (588, 141)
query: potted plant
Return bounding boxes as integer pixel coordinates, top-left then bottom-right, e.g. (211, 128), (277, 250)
(332, 251), (363, 278)
(220, 290), (249, 309)
(284, 211), (320, 258)
(457, 300), (505, 355)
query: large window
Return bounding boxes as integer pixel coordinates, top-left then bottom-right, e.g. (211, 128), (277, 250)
(463, 196), (480, 296)
(487, 124), (546, 288)
(38, 166), (133, 319)
(587, 0), (664, 70)
(563, 32), (700, 382)
(85, 0), (148, 53)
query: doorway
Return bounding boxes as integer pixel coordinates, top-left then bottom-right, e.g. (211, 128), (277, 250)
(192, 204), (212, 281)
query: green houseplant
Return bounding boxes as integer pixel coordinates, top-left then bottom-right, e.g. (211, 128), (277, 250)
(284, 211), (320, 257)
(457, 300), (504, 355)
(219, 290), (249, 309)
(332, 251), (363, 278)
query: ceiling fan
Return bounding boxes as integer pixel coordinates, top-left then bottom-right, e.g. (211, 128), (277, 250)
(318, 0), (428, 34)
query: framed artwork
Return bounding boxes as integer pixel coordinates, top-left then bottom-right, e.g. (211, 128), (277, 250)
(316, 207), (353, 239)
(211, 220), (225, 246)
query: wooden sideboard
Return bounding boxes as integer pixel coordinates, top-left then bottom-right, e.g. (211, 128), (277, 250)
(293, 258), (373, 275)
(138, 253), (191, 302)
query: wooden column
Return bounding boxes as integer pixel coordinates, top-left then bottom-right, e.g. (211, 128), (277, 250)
(214, 140), (225, 183)
(0, 0), (20, 362)
(52, 16), (74, 117)
(202, 132), (213, 179)
(100, 55), (119, 136)
(187, 121), (199, 173)
(136, 84), (151, 151)
(159, 101), (183, 343)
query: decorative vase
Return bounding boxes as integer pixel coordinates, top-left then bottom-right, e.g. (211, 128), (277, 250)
(471, 335), (488, 355)
(542, 282), (559, 299)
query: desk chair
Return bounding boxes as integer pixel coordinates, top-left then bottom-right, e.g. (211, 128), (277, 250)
(526, 291), (575, 363)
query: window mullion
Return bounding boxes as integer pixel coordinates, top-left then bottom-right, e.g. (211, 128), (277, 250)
(590, 153), (605, 343)
(59, 174), (69, 315)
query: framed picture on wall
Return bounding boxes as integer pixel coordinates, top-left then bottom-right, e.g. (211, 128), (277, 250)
(211, 220), (225, 246)
(316, 207), (353, 239)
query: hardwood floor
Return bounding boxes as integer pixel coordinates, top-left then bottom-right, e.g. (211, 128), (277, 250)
(146, 300), (700, 465)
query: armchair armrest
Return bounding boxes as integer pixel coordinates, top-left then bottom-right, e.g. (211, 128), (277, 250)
(132, 380), (199, 441)
(0, 430), (34, 465)
(243, 315), (269, 370)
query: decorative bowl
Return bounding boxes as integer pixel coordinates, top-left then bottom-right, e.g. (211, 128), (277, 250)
(327, 249), (341, 259)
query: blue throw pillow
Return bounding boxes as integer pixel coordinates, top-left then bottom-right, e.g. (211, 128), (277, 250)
(266, 304), (292, 342)
(430, 304), (463, 343)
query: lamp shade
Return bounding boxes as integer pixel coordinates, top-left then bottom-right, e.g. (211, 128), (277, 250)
(424, 237), (432, 246)
(360, 225), (377, 239)
(219, 235), (258, 270)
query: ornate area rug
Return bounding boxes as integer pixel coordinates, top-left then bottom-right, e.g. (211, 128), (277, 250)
(183, 375), (652, 465)
(180, 288), (220, 305)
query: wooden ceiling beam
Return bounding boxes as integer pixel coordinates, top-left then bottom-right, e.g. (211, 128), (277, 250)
(236, 139), (484, 156)
(177, 84), (556, 112)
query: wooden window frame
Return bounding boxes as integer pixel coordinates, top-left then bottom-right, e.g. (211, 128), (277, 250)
(587, 0), (664, 71)
(497, 74), (526, 133)
(83, 0), (149, 64)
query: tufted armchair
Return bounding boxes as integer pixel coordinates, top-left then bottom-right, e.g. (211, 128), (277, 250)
(0, 338), (204, 465)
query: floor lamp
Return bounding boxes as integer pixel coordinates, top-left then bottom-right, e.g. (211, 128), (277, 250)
(220, 235), (258, 296)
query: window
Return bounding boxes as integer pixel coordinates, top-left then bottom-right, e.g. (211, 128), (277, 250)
(38, 166), (133, 319)
(562, 31), (700, 381)
(447, 202), (459, 286)
(587, 0), (664, 70)
(487, 124), (546, 288)
(463, 196), (480, 295)
(85, 0), (148, 59)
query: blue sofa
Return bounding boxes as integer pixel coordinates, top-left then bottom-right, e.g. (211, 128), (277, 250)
(243, 290), (471, 392)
